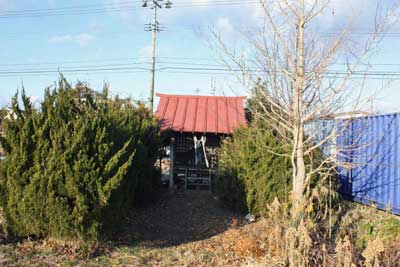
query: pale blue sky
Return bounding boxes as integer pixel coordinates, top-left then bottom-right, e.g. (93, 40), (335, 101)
(0, 0), (400, 113)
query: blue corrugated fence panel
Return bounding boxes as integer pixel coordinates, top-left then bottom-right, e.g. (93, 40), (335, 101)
(337, 113), (400, 215)
(336, 119), (353, 197)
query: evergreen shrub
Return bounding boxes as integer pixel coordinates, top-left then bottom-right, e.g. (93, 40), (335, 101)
(0, 78), (160, 240)
(216, 118), (292, 215)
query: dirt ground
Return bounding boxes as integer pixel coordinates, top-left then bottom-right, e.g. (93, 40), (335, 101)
(0, 190), (273, 267)
(115, 190), (236, 247)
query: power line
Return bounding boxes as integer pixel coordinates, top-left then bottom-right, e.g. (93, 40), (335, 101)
(0, 66), (150, 74)
(3, 28), (400, 43)
(3, 58), (400, 69)
(0, 57), (219, 67)
(0, 1), (141, 14)
(0, 6), (141, 19)
(0, 0), (258, 19)
(1, 0), (355, 16)
(0, 58), (151, 66)
(0, 0), (239, 15)
(1, 63), (400, 79)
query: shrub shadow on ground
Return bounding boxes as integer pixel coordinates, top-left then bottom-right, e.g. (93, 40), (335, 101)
(112, 190), (237, 248)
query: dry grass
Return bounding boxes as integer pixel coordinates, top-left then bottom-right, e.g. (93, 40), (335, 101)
(379, 237), (400, 267)
(0, 219), (283, 266)
(0, 194), (399, 267)
(0, 191), (279, 267)
(332, 203), (400, 267)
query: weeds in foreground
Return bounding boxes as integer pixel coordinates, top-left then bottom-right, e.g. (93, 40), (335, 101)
(0, 196), (399, 267)
(257, 196), (400, 267)
(335, 236), (353, 267)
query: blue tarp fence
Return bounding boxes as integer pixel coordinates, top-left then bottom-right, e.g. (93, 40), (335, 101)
(336, 113), (400, 215)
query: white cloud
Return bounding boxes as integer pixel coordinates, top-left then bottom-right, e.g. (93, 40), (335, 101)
(308, 0), (385, 30)
(49, 33), (95, 46)
(215, 17), (234, 35)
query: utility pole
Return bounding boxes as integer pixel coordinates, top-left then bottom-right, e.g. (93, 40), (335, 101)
(142, 0), (172, 112)
(210, 77), (216, 96)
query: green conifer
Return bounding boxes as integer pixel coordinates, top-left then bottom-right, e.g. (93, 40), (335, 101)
(0, 77), (160, 240)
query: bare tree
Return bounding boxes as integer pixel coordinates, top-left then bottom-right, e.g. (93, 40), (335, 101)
(213, 0), (399, 218)
(211, 2), (400, 265)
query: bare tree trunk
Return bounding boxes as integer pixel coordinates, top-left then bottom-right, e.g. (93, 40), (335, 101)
(293, 125), (306, 210)
(292, 0), (306, 213)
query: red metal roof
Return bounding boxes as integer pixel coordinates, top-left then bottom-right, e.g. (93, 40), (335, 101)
(155, 93), (247, 134)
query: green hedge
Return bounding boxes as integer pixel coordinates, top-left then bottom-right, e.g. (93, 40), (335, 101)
(216, 119), (291, 215)
(0, 79), (160, 240)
